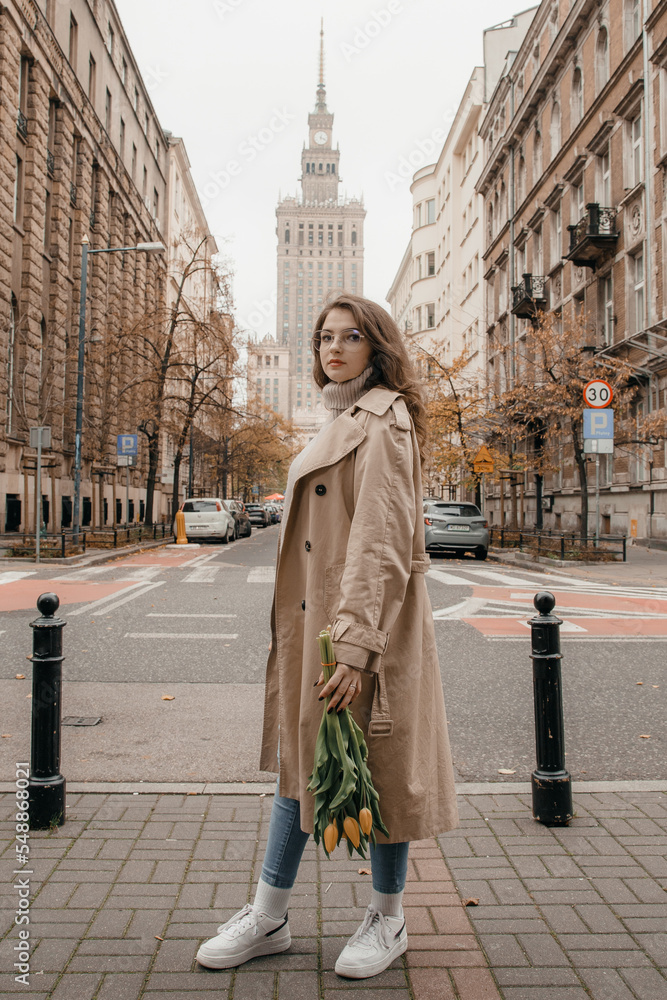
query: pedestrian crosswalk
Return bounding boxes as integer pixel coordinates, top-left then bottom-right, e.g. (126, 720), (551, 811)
(427, 563), (667, 600)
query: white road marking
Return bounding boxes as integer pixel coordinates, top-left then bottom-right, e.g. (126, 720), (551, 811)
(183, 566), (220, 583)
(427, 569), (478, 586)
(178, 550), (221, 569)
(67, 581), (165, 616)
(0, 571), (36, 584)
(463, 567), (559, 587)
(146, 613), (237, 618)
(247, 566), (275, 583)
(432, 598), (489, 619)
(124, 632), (238, 639)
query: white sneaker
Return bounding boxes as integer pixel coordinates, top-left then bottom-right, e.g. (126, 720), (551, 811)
(335, 905), (408, 979)
(196, 903), (290, 969)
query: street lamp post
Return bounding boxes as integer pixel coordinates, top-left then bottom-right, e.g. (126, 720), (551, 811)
(72, 237), (165, 545)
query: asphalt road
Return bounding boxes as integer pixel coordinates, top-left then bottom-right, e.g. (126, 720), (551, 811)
(1, 527), (666, 785)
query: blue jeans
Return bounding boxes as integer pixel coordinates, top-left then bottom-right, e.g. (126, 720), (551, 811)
(260, 787), (409, 894)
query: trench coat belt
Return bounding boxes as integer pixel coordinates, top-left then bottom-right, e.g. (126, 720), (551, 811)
(367, 552), (429, 738)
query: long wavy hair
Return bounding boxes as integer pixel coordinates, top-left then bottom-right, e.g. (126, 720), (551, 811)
(312, 293), (427, 456)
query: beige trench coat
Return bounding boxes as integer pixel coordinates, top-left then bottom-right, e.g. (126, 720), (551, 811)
(259, 386), (459, 843)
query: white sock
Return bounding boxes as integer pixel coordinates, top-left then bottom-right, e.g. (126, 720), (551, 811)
(253, 877), (292, 919)
(371, 887), (404, 917)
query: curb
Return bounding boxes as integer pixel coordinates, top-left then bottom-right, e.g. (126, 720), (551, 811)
(2, 779), (665, 795)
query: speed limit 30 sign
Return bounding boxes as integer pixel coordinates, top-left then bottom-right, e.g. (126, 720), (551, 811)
(583, 379), (613, 408)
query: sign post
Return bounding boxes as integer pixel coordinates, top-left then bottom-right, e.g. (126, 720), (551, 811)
(117, 435), (138, 526)
(473, 445), (494, 516)
(583, 385), (613, 546)
(30, 427), (51, 564)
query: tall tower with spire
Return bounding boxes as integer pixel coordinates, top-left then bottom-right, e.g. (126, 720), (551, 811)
(274, 22), (366, 437)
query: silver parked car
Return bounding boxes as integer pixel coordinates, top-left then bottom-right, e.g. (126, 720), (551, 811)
(423, 500), (489, 560)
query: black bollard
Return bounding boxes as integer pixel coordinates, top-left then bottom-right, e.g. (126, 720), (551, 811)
(529, 591), (573, 826)
(28, 593), (66, 830)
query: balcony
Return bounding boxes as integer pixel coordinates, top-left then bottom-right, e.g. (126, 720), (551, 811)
(16, 109), (28, 140)
(565, 203), (618, 270)
(511, 274), (547, 320)
(46, 149), (55, 179)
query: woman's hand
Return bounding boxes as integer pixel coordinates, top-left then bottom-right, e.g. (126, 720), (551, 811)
(315, 663), (362, 713)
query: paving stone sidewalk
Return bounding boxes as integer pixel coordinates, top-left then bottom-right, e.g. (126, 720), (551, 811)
(0, 788), (666, 999)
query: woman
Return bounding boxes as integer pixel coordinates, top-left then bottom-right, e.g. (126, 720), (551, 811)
(197, 294), (458, 979)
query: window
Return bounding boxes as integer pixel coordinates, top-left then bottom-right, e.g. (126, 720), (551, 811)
(633, 250), (645, 331)
(133, 86), (139, 112)
(6, 296), (18, 432)
(533, 226), (543, 275)
(416, 255), (422, 280)
(88, 54), (96, 103)
(13, 154), (23, 225)
(308, 224), (313, 245)
(317, 225), (323, 246)
(550, 101), (561, 161)
(596, 27), (609, 91)
(533, 129), (543, 178)
(298, 223), (304, 246)
(69, 14), (78, 69)
(121, 56), (128, 86)
(142, 165), (147, 198)
(153, 187), (159, 223)
(107, 22), (115, 56)
(551, 204), (562, 267)
(105, 88), (112, 131)
(427, 251), (435, 276)
(131, 143), (137, 180)
(572, 181), (585, 224)
(426, 303), (435, 328)
(571, 67), (583, 127)
(337, 224), (343, 246)
(144, 112), (148, 136)
(284, 225), (290, 244)
(598, 144), (611, 204)
(626, 0), (641, 47)
(601, 273), (613, 345)
(630, 113), (643, 187)
(44, 187), (52, 249)
(118, 118), (125, 159)
(351, 229), (357, 245)
(517, 155), (526, 203)
(426, 199), (435, 224)
(414, 203), (422, 228)
(327, 225), (333, 245)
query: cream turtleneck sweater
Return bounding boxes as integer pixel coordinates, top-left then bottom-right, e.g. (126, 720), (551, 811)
(279, 366), (374, 537)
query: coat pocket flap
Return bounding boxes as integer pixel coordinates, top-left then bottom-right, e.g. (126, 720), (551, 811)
(330, 618), (389, 654)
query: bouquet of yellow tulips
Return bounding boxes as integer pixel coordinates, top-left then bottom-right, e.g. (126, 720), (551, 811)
(307, 628), (389, 859)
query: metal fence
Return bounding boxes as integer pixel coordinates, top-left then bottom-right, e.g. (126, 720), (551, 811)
(489, 527), (627, 562)
(3, 523), (171, 558)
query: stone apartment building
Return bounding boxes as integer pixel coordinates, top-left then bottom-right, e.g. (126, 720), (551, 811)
(247, 335), (291, 419)
(386, 10), (536, 496)
(479, 0), (667, 541)
(0, 0), (216, 534)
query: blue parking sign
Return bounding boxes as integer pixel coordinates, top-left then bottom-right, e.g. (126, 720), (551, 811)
(117, 434), (138, 456)
(583, 409), (613, 439)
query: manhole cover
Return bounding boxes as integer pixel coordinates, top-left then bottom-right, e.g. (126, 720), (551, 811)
(62, 717), (102, 726)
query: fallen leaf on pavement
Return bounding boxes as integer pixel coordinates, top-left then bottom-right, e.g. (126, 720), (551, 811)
(26, 694), (31, 699)
(161, 695), (175, 701)
(15, 674), (25, 680)
(154, 935), (163, 941)
(1, 734), (12, 738)
(358, 868), (371, 875)
(464, 897), (479, 906)
(637, 681), (643, 685)
(653, 685), (659, 689)
(498, 768), (516, 775)
(639, 734), (651, 739)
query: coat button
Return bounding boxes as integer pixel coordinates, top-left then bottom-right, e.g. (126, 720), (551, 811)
(315, 484), (326, 495)
(305, 540), (311, 552)
(301, 600), (306, 610)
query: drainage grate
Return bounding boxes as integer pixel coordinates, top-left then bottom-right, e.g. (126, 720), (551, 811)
(62, 717), (102, 726)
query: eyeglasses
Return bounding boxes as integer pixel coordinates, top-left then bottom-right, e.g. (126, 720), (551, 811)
(312, 329), (366, 352)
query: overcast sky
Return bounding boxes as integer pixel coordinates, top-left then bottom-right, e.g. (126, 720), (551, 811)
(114, 0), (527, 338)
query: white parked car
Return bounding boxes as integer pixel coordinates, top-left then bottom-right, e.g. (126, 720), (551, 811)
(175, 498), (235, 543)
